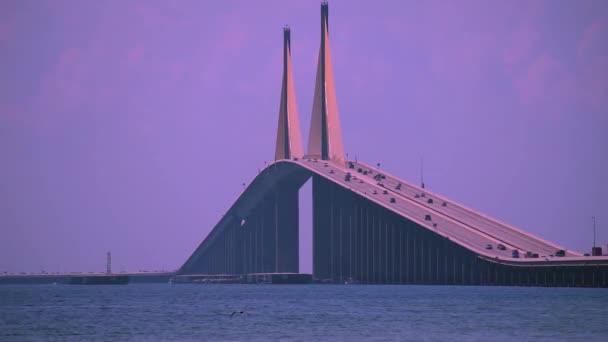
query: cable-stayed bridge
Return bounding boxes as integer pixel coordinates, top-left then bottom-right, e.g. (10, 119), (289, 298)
(178, 2), (608, 287)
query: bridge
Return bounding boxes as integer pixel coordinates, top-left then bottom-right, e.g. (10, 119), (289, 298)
(178, 3), (608, 287)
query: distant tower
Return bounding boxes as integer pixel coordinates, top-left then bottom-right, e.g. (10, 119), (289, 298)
(306, 1), (346, 165)
(106, 251), (111, 274)
(275, 26), (304, 161)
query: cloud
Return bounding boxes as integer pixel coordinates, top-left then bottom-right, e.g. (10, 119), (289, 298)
(37, 48), (89, 111)
(127, 45), (145, 64)
(0, 103), (19, 124)
(0, 5), (18, 47)
(216, 14), (250, 56)
(509, 18), (608, 109)
(377, 0), (604, 111)
(4, 1), (206, 133)
(0, 19), (14, 45)
(502, 25), (541, 67)
(512, 53), (573, 106)
(429, 31), (498, 86)
(133, 2), (173, 29)
(576, 20), (608, 108)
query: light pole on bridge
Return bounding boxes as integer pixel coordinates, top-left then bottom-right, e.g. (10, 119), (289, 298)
(420, 155), (425, 189)
(593, 216), (596, 248)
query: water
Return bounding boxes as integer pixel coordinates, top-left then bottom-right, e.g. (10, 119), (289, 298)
(1, 284), (607, 341)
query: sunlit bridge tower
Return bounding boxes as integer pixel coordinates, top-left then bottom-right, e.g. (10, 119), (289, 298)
(306, 1), (346, 165)
(275, 26), (304, 161)
(309, 0), (348, 284)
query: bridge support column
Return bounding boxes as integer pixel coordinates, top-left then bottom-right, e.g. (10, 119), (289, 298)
(273, 183), (300, 273)
(313, 174), (355, 282)
(248, 180), (300, 274)
(311, 174), (484, 285)
(313, 175), (332, 281)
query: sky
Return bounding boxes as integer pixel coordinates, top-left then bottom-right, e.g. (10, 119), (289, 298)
(1, 0), (607, 274)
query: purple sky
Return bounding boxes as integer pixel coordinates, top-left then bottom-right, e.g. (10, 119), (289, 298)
(1, 0), (607, 274)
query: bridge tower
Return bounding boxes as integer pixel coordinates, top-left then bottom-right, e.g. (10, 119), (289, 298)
(306, 1), (346, 165)
(275, 27), (304, 161)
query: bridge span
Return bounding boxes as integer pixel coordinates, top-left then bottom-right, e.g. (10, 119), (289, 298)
(178, 3), (607, 287)
(179, 159), (608, 287)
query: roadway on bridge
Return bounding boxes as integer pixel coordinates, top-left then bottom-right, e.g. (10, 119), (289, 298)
(351, 161), (580, 258)
(297, 159), (516, 259)
(290, 158), (606, 266)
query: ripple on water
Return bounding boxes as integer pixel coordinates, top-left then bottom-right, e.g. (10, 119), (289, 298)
(0, 284), (607, 341)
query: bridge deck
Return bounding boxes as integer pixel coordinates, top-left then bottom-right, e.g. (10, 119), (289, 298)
(294, 159), (605, 265)
(351, 161), (580, 257)
(180, 158), (608, 279)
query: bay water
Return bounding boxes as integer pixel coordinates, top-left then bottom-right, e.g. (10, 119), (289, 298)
(1, 284), (607, 341)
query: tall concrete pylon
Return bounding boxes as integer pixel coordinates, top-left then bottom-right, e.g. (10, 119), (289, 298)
(275, 27), (304, 161)
(306, 1), (345, 165)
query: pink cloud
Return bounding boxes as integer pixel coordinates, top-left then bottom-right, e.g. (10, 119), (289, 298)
(16, 2), (206, 133)
(216, 12), (251, 56)
(513, 52), (577, 106)
(127, 45), (145, 64)
(500, 7), (607, 109)
(577, 21), (608, 59)
(134, 2), (173, 29)
(168, 61), (187, 84)
(8, 47), (96, 133)
(36, 48), (90, 112)
(0, 103), (19, 123)
(343, 55), (393, 95)
(428, 31), (498, 86)
(0, 20), (13, 45)
(576, 20), (608, 108)
(0, 5), (16, 36)
(503, 25), (540, 67)
(194, 10), (255, 90)
(29, 44), (134, 132)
